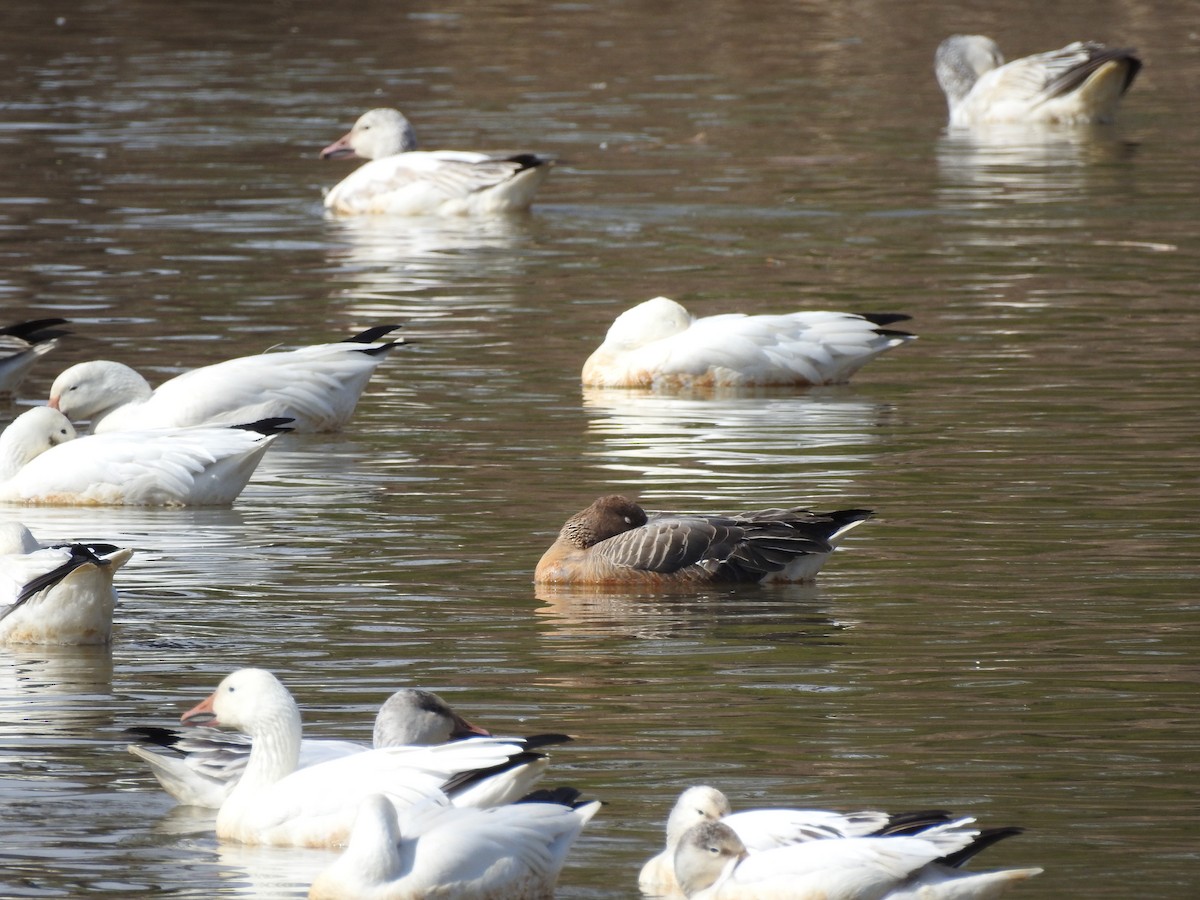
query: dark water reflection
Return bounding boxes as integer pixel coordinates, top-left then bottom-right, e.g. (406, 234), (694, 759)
(2, 0), (1199, 897)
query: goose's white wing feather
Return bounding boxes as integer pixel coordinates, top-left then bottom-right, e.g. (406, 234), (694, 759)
(0, 426), (277, 506)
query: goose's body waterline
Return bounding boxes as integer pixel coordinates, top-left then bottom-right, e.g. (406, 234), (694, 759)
(308, 793), (600, 899)
(48, 326), (401, 433)
(0, 319), (69, 400)
(674, 820), (1041, 900)
(536, 495), (871, 585)
(177, 670), (538, 847)
(320, 108), (553, 216)
(0, 523), (133, 644)
(935, 35), (1141, 128)
(582, 298), (913, 390)
(0, 408), (290, 507)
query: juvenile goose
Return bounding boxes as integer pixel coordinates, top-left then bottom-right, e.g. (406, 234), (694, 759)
(674, 819), (1041, 899)
(0, 319), (69, 400)
(535, 495), (871, 585)
(0, 523), (133, 644)
(935, 35), (1141, 127)
(308, 791), (600, 899)
(582, 297), (913, 390)
(48, 325), (401, 433)
(320, 107), (553, 216)
(0, 407), (290, 506)
(640, 786), (960, 897)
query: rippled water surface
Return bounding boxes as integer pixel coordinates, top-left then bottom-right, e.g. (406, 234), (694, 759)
(2, 1), (1198, 897)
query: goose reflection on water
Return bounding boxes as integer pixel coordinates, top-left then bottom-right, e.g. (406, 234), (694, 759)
(935, 124), (1139, 209)
(580, 386), (893, 506)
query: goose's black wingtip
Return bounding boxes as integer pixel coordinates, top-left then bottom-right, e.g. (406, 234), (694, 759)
(231, 417), (295, 436)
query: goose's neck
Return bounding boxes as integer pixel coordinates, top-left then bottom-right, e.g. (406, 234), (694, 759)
(235, 703), (302, 793)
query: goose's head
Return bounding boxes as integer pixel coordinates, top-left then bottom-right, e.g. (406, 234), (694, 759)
(320, 108), (420, 161)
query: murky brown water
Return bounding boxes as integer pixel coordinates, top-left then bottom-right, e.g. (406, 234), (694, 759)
(2, 1), (1198, 897)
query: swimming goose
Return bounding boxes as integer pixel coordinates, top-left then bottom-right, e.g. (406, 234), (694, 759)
(179, 668), (532, 847)
(935, 35), (1141, 128)
(674, 819), (1041, 899)
(320, 107), (553, 216)
(0, 407), (290, 506)
(0, 523), (133, 644)
(308, 792), (600, 899)
(48, 325), (401, 433)
(126, 687), (534, 810)
(0, 319), (70, 400)
(582, 297), (913, 390)
(535, 495), (872, 585)
(640, 786), (964, 898)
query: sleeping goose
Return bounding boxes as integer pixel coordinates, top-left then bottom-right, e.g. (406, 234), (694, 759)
(640, 786), (966, 898)
(48, 325), (401, 433)
(0, 406), (290, 506)
(535, 495), (872, 585)
(308, 792), (600, 899)
(319, 107), (553, 216)
(178, 668), (533, 847)
(673, 819), (1041, 899)
(127, 687), (563, 810)
(935, 35), (1141, 127)
(0, 319), (70, 400)
(0, 522), (133, 644)
(582, 297), (913, 390)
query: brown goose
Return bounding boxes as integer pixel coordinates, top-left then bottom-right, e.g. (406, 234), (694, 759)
(535, 495), (871, 585)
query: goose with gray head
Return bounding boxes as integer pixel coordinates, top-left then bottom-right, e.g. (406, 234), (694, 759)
(176, 669), (533, 847)
(935, 35), (1141, 128)
(673, 818), (1041, 899)
(128, 687), (494, 810)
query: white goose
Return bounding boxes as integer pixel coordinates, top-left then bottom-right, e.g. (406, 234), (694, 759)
(0, 406), (289, 506)
(0, 522), (133, 644)
(308, 792), (600, 899)
(179, 668), (532, 847)
(48, 325), (401, 434)
(674, 819), (1042, 900)
(0, 319), (69, 400)
(127, 687), (506, 809)
(319, 108), (553, 216)
(935, 35), (1141, 128)
(582, 297), (914, 390)
(640, 786), (958, 898)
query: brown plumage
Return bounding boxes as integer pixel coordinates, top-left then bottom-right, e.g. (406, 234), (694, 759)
(534, 495), (872, 585)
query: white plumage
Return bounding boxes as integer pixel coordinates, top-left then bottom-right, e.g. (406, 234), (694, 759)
(673, 820), (1042, 900)
(0, 522), (133, 644)
(48, 325), (401, 433)
(127, 687), (497, 810)
(320, 108), (553, 216)
(308, 793), (600, 899)
(178, 669), (534, 847)
(582, 297), (913, 389)
(641, 786), (924, 898)
(0, 406), (288, 507)
(935, 35), (1141, 128)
